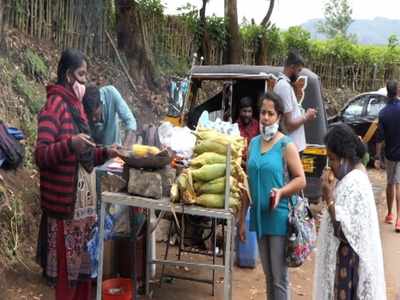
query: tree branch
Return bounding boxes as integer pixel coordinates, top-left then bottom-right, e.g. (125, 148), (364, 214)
(260, 0), (275, 27)
(105, 30), (137, 92)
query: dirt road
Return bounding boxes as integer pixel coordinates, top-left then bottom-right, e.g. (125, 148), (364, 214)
(154, 169), (400, 300)
(2, 169), (399, 299)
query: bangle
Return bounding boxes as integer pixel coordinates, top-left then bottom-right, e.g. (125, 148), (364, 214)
(326, 201), (335, 209)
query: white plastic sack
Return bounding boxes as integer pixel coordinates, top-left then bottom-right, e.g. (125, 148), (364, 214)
(197, 111), (240, 136)
(158, 121), (196, 159)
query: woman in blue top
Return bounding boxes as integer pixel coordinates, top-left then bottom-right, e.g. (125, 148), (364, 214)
(239, 92), (306, 300)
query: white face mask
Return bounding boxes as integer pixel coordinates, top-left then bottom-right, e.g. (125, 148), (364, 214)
(72, 80), (86, 101)
(260, 121), (279, 141)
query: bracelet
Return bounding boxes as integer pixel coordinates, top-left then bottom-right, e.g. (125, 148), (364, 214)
(326, 201), (335, 209)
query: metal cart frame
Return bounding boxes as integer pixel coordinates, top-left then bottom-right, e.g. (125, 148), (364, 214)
(96, 194), (236, 300)
(96, 145), (236, 300)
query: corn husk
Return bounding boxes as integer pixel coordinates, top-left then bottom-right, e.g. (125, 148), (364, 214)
(196, 193), (240, 209)
(190, 163), (226, 182)
(197, 176), (239, 194)
(194, 128), (245, 146)
(170, 183), (179, 202)
(190, 152), (226, 167)
(176, 171), (196, 204)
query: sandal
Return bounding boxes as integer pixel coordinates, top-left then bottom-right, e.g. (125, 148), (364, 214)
(385, 213), (394, 224)
(395, 219), (400, 233)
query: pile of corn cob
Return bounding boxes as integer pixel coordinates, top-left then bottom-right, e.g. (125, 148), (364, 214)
(171, 127), (247, 211)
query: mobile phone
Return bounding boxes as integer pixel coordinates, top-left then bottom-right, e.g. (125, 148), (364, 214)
(269, 190), (276, 211)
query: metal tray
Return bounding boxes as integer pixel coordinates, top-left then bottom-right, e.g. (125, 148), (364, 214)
(120, 149), (173, 170)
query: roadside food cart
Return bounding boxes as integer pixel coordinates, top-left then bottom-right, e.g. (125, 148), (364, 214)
(96, 141), (240, 300)
(166, 65), (328, 202)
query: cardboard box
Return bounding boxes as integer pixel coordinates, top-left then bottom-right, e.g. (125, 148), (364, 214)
(103, 239), (116, 279)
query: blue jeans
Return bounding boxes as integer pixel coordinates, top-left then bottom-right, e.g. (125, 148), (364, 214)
(258, 236), (290, 300)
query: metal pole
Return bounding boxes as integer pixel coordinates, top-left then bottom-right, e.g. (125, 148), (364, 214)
(224, 144), (232, 211)
(212, 218), (217, 296)
(145, 209), (151, 296)
(224, 217), (232, 300)
(130, 208), (137, 300)
(96, 200), (107, 300)
(229, 216), (236, 300)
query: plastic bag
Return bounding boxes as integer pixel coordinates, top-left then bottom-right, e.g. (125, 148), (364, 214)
(158, 121), (196, 159)
(197, 111), (240, 136)
(109, 204), (130, 236)
(87, 213), (114, 278)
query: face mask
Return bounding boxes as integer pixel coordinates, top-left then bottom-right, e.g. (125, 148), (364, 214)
(336, 159), (351, 180)
(72, 80), (86, 101)
(260, 121), (279, 142)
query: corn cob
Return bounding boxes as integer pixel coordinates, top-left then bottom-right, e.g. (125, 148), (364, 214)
(197, 176), (239, 194)
(190, 152), (226, 167)
(190, 163), (226, 182)
(194, 140), (241, 157)
(131, 144), (160, 157)
(196, 193), (240, 209)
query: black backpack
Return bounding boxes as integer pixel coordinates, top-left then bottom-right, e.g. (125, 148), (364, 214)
(0, 121), (25, 170)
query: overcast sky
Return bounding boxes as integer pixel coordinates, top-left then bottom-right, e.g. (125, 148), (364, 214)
(164, 0), (400, 29)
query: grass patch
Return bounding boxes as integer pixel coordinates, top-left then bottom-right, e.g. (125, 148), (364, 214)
(12, 72), (45, 115)
(24, 49), (48, 82)
(156, 53), (191, 77)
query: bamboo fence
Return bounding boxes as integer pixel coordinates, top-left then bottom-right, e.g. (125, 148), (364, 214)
(6, 0), (111, 58)
(4, 1), (400, 92)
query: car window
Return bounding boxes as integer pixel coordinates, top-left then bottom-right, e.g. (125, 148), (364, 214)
(343, 96), (368, 119)
(366, 95), (386, 117)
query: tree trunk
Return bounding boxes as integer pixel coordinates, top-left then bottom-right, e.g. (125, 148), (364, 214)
(115, 0), (158, 90)
(255, 0), (275, 65)
(0, 0), (8, 53)
(224, 0), (241, 64)
(198, 0), (209, 64)
(255, 34), (268, 65)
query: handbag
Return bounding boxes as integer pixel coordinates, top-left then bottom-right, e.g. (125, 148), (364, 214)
(281, 139), (316, 268)
(286, 193), (316, 267)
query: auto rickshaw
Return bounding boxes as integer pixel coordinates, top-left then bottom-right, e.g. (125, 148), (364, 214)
(165, 65), (328, 202)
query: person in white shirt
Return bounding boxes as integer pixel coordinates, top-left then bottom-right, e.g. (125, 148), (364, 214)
(273, 51), (317, 152)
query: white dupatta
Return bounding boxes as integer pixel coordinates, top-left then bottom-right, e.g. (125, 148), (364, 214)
(313, 169), (386, 300)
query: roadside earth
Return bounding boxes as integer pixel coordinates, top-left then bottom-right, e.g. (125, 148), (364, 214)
(1, 169), (398, 299)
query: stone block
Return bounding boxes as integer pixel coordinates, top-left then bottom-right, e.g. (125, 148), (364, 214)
(158, 166), (176, 197)
(128, 168), (162, 199)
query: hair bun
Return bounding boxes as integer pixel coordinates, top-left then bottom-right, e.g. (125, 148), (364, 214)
(355, 138), (367, 160)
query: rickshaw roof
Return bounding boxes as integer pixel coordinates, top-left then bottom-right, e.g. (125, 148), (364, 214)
(190, 65), (319, 81)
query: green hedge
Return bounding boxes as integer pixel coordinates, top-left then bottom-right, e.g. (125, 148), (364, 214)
(241, 24), (400, 67)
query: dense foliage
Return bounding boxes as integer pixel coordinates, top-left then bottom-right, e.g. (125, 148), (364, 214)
(317, 0), (353, 39)
(133, 0), (400, 71)
(250, 25), (400, 66)
(178, 7), (400, 67)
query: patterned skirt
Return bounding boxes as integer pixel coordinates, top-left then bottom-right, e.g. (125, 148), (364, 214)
(37, 165), (97, 285)
(334, 242), (360, 300)
(37, 214), (95, 285)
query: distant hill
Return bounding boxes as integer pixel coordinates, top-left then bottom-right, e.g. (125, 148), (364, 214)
(301, 17), (400, 45)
